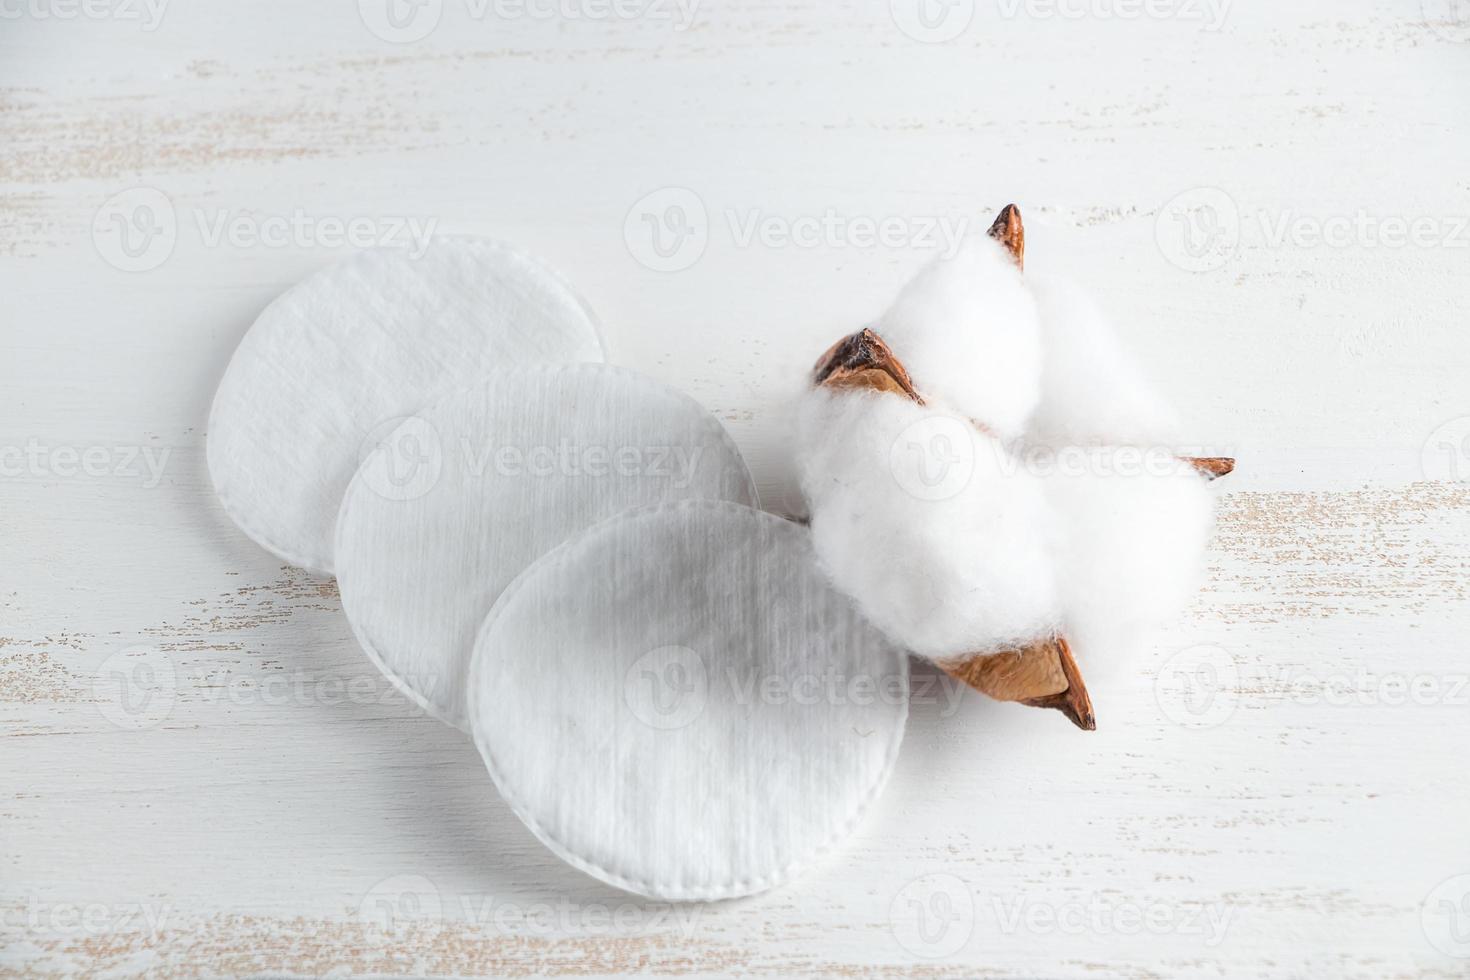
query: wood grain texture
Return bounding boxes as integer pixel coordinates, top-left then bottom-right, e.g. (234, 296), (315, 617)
(3, 1), (1469, 976)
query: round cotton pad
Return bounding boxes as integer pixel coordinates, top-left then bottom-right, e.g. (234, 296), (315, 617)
(468, 499), (908, 901)
(207, 237), (604, 573)
(335, 365), (758, 731)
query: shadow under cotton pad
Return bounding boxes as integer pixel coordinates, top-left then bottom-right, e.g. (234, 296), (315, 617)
(334, 364), (758, 732)
(207, 237), (604, 574)
(467, 499), (909, 902)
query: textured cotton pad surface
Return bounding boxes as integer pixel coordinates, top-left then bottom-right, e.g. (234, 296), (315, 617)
(468, 500), (907, 901)
(335, 365), (757, 731)
(208, 238), (604, 573)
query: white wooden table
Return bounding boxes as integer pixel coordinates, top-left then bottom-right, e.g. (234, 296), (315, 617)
(4, 2), (1469, 976)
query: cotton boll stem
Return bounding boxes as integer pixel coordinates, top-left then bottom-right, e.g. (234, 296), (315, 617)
(986, 203), (1025, 270)
(940, 635), (1096, 731)
(1187, 456), (1236, 480)
(811, 328), (924, 402)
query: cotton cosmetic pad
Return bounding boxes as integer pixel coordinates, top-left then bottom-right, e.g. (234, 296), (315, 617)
(208, 237), (604, 573)
(468, 499), (908, 901)
(334, 365), (757, 731)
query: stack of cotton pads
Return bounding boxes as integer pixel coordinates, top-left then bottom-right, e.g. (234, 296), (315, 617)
(208, 238), (908, 901)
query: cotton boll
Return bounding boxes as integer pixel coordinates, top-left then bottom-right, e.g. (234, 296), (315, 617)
(1026, 276), (1182, 449)
(1042, 456), (1215, 673)
(877, 235), (1042, 440)
(796, 386), (1062, 662)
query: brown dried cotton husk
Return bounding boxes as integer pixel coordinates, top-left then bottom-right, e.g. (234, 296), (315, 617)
(807, 204), (1234, 730)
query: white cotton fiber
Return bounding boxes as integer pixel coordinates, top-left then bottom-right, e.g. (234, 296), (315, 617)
(208, 237), (603, 574)
(1021, 275), (1216, 668)
(1041, 458), (1215, 658)
(1025, 275), (1182, 449)
(877, 234), (1042, 439)
(795, 386), (1061, 662)
(334, 364), (756, 731)
(797, 245), (1221, 682)
(469, 500), (907, 901)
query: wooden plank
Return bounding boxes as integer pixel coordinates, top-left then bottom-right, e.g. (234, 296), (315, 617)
(3, 0), (1469, 975)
